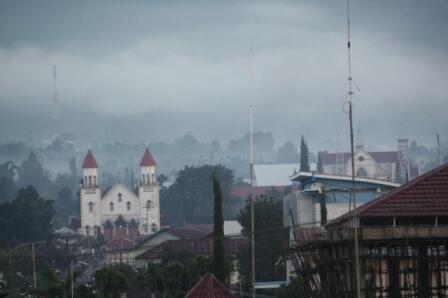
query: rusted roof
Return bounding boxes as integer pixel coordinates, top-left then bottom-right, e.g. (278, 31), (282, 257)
(331, 163), (448, 223)
(140, 147), (156, 166)
(185, 273), (233, 298)
(136, 237), (247, 260)
(82, 149), (98, 168)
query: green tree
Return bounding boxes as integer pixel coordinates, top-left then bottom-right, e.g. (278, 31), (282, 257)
(162, 165), (236, 224)
(0, 186), (55, 246)
(186, 256), (212, 288)
(54, 187), (78, 223)
(299, 135), (310, 172)
(276, 141), (299, 163)
(137, 263), (164, 297)
(162, 261), (186, 298)
(212, 173), (226, 283)
(94, 267), (128, 298)
(237, 196), (286, 290)
(17, 151), (51, 192)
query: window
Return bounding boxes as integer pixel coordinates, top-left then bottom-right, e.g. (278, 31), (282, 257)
(357, 167), (368, 177)
(88, 176), (92, 186)
(151, 173), (155, 184)
(85, 225), (90, 236)
(142, 174), (145, 184)
(93, 176), (97, 186)
(118, 193), (122, 202)
(110, 202), (114, 211)
(146, 174), (150, 184)
(146, 200), (152, 209)
(88, 202), (93, 212)
(127, 201), (131, 211)
(84, 176), (87, 186)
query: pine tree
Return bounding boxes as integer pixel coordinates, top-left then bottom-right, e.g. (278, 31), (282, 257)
(212, 172), (226, 283)
(300, 135), (310, 172)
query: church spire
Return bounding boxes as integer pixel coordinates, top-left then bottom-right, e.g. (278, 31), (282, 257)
(82, 149), (98, 169)
(140, 147), (156, 167)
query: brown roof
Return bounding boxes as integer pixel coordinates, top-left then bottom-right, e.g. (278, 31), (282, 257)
(318, 151), (398, 164)
(330, 163), (448, 224)
(136, 237), (247, 260)
(186, 273), (233, 298)
(140, 147), (157, 166)
(82, 149), (98, 169)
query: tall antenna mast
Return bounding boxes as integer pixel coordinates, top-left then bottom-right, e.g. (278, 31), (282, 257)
(345, 0), (361, 296)
(52, 65), (60, 133)
(250, 105), (254, 186)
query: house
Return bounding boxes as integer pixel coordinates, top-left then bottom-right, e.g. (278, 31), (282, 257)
(283, 171), (400, 282)
(288, 163), (448, 297)
(185, 273), (234, 298)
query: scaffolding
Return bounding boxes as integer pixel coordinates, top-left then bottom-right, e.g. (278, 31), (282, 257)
(288, 225), (448, 298)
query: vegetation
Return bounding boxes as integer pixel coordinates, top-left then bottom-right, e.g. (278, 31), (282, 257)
(237, 195), (287, 290)
(212, 172), (226, 283)
(299, 135), (310, 172)
(161, 164), (238, 224)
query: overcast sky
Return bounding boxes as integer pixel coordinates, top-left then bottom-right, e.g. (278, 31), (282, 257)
(0, 0), (447, 150)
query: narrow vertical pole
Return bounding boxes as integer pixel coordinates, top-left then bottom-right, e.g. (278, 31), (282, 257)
(346, 0), (361, 296)
(71, 259), (74, 298)
(437, 134), (441, 165)
(249, 105), (256, 298)
(32, 242), (37, 290)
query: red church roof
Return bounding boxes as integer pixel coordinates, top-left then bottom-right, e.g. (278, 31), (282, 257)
(82, 149), (98, 169)
(140, 147), (156, 167)
(332, 163), (448, 223)
(185, 273), (234, 298)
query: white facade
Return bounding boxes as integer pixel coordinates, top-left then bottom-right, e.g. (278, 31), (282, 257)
(79, 149), (160, 239)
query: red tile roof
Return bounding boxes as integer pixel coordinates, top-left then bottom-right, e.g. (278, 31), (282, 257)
(186, 273), (233, 298)
(136, 237), (247, 260)
(334, 163), (448, 221)
(140, 147), (156, 166)
(318, 151), (398, 164)
(82, 149), (98, 169)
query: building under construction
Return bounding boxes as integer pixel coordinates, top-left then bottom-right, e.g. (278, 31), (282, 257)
(289, 163), (448, 297)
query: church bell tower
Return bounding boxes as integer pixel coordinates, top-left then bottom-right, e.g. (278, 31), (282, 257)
(80, 149), (101, 237)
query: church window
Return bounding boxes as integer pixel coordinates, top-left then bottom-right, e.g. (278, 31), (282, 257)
(110, 202), (114, 211)
(146, 200), (152, 209)
(357, 167), (367, 177)
(93, 176), (97, 186)
(118, 193), (122, 202)
(88, 176), (92, 187)
(84, 176), (87, 186)
(127, 201), (131, 211)
(151, 173), (155, 184)
(85, 225), (90, 237)
(88, 202), (93, 212)
(146, 174), (150, 185)
(142, 174), (145, 184)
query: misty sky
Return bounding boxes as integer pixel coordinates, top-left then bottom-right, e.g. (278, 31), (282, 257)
(0, 0), (447, 150)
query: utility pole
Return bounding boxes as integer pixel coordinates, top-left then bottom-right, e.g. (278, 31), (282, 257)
(437, 134), (441, 166)
(71, 259), (74, 298)
(31, 242), (37, 291)
(345, 1), (361, 297)
(249, 105), (256, 298)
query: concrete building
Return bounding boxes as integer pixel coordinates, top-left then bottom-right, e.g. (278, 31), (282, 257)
(79, 147), (160, 240)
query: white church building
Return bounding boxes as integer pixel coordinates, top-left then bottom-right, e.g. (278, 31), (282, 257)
(79, 148), (160, 241)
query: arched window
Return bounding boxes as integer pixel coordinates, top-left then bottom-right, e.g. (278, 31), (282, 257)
(357, 167), (368, 177)
(110, 202), (114, 211)
(93, 176), (97, 186)
(127, 201), (131, 211)
(84, 176), (87, 186)
(118, 193), (122, 202)
(88, 202), (93, 212)
(151, 173), (155, 184)
(88, 176), (92, 187)
(85, 225), (90, 236)
(146, 200), (152, 209)
(146, 174), (150, 185)
(142, 174), (145, 185)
